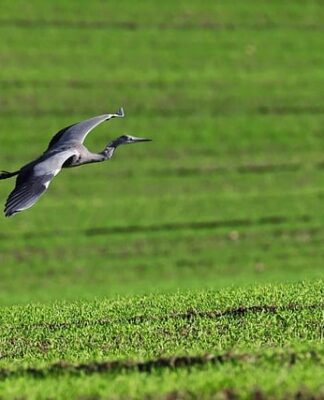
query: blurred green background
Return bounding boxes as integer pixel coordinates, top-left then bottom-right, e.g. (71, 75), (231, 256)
(0, 0), (323, 305)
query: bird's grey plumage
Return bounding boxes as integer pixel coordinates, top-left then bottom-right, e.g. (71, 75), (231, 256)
(47, 108), (124, 150)
(1, 108), (151, 217)
(4, 149), (78, 217)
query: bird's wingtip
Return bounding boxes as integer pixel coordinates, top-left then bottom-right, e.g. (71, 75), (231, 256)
(4, 206), (19, 218)
(116, 107), (125, 117)
(5, 210), (20, 218)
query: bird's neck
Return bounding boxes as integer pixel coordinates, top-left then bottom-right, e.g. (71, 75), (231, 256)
(101, 142), (118, 160)
(100, 138), (124, 160)
(108, 137), (123, 148)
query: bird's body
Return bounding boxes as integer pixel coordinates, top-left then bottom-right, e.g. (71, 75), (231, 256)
(0, 108), (150, 217)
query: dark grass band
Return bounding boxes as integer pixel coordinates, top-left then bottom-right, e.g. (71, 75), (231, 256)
(0, 349), (322, 380)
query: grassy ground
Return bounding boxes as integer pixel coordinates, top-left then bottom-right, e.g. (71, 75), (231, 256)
(0, 282), (323, 399)
(0, 0), (323, 398)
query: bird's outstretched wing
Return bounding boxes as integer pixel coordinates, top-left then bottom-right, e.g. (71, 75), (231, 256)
(47, 108), (125, 150)
(4, 149), (77, 217)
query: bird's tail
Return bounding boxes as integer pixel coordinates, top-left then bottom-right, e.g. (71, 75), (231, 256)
(0, 170), (19, 180)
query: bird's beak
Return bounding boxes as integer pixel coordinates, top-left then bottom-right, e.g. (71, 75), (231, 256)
(133, 137), (152, 143)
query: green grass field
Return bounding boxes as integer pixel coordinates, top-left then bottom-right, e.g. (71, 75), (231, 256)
(0, 1), (323, 398)
(0, 282), (323, 399)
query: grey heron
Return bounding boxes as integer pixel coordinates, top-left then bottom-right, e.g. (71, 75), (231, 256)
(0, 108), (150, 217)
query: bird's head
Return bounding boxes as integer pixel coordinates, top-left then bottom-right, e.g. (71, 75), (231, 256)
(115, 135), (152, 146)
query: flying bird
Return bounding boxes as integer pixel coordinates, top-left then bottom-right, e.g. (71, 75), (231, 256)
(0, 108), (150, 217)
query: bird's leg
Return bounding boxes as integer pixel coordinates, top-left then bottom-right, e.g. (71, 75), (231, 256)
(0, 170), (19, 180)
